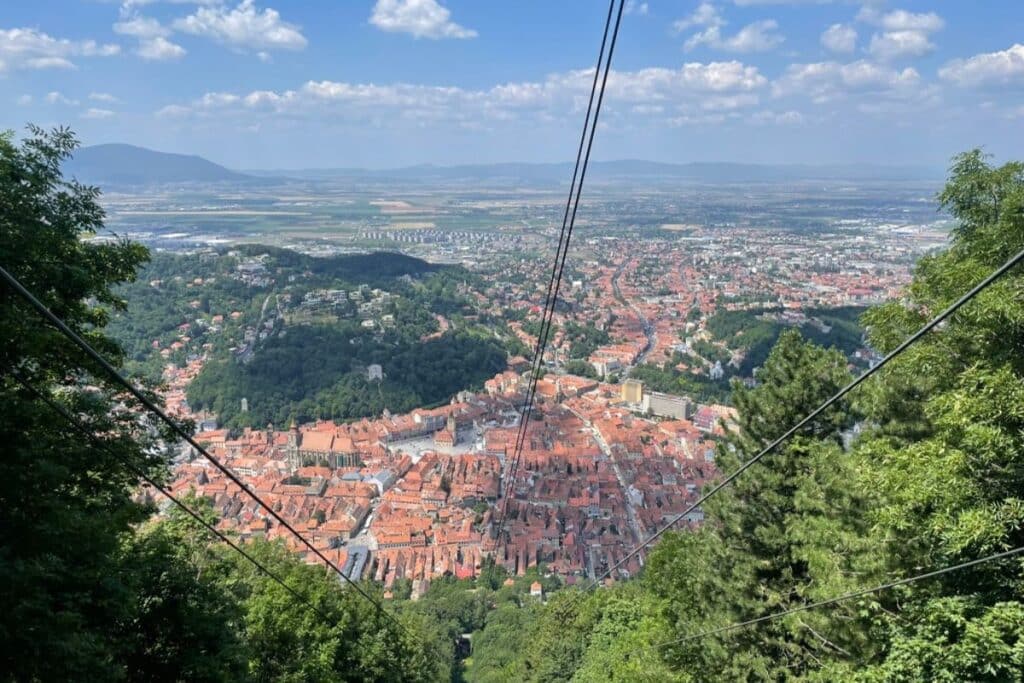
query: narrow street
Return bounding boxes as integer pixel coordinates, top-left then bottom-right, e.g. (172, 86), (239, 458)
(611, 258), (658, 368)
(567, 405), (644, 548)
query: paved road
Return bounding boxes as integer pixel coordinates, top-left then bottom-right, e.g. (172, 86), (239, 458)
(611, 259), (657, 368)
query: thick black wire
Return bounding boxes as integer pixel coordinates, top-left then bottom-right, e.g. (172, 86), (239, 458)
(0, 263), (409, 636)
(495, 0), (616, 544)
(7, 369), (336, 624)
(496, 0), (626, 547)
(628, 545), (1024, 658)
(583, 245), (1024, 591)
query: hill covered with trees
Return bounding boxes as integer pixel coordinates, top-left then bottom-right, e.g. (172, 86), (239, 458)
(187, 328), (507, 428)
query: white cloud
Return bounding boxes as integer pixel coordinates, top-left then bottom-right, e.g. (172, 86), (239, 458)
(820, 23), (856, 54)
(685, 19), (784, 53)
(160, 60), (767, 129)
(625, 1), (649, 16)
(939, 44), (1024, 88)
(868, 29), (934, 61)
(673, 2), (722, 33)
(866, 8), (945, 34)
(773, 59), (922, 104)
(16, 94), (32, 106)
(137, 36), (187, 60)
(45, 91), (80, 106)
(0, 27), (119, 72)
(89, 92), (119, 103)
(113, 14), (169, 39)
(675, 4), (782, 53)
(370, 0), (477, 40)
(155, 104), (192, 118)
(174, 0), (307, 51)
(859, 7), (943, 62)
(81, 108), (116, 119)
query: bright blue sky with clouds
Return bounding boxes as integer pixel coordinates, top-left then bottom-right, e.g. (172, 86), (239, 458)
(2, 0), (1023, 169)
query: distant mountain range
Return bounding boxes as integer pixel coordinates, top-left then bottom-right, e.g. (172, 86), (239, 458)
(65, 143), (252, 185)
(66, 143), (943, 187)
(257, 159), (943, 183)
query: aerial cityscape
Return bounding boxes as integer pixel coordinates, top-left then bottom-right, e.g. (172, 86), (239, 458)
(104, 167), (947, 596)
(3, 0), (1023, 680)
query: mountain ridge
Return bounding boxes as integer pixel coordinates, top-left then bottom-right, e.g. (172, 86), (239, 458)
(68, 143), (943, 185)
(65, 143), (252, 186)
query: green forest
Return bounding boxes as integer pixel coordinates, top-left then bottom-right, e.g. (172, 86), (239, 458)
(4, 128), (1024, 682)
(105, 240), (477, 382)
(628, 305), (867, 405)
(187, 327), (507, 428)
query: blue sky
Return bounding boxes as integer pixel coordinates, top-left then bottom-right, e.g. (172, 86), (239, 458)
(2, 0), (1023, 169)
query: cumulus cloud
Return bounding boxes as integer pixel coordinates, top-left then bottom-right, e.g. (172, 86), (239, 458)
(675, 4), (783, 53)
(89, 92), (120, 103)
(939, 44), (1024, 87)
(16, 94), (32, 106)
(174, 0), (307, 51)
(685, 19), (784, 53)
(370, 0), (477, 40)
(155, 104), (192, 118)
(673, 2), (722, 33)
(0, 27), (119, 72)
(868, 29), (935, 61)
(859, 7), (943, 61)
(137, 36), (187, 60)
(773, 59), (922, 104)
(113, 14), (168, 39)
(820, 23), (856, 54)
(113, 10), (185, 60)
(867, 8), (945, 33)
(157, 60), (768, 130)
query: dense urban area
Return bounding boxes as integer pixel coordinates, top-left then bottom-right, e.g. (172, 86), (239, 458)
(98, 169), (947, 596)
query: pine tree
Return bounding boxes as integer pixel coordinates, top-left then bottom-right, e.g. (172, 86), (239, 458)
(643, 330), (873, 680)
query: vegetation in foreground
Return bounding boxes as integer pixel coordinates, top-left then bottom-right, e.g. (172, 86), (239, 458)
(0, 127), (450, 682)
(2, 127), (1022, 681)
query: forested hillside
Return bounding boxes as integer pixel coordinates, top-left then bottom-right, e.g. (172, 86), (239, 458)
(188, 328), (507, 427)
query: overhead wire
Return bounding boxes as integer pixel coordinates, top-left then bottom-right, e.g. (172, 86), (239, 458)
(495, 0), (625, 547)
(6, 368), (336, 624)
(0, 263), (410, 636)
(627, 545), (1024, 658)
(580, 244), (1024, 593)
(495, 0), (616, 544)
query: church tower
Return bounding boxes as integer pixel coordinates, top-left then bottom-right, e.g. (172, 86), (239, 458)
(286, 419), (301, 472)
